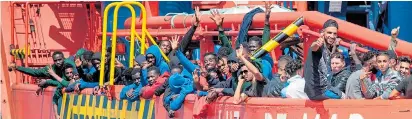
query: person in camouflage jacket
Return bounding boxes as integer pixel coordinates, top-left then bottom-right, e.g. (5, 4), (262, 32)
(360, 51), (402, 99)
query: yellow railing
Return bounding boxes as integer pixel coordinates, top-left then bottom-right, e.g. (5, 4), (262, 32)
(101, 2), (145, 86)
(101, 1), (171, 88)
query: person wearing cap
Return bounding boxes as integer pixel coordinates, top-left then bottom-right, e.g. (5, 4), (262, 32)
(359, 51), (402, 99)
(163, 73), (194, 118)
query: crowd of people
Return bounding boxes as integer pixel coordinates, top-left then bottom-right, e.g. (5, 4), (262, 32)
(8, 3), (412, 118)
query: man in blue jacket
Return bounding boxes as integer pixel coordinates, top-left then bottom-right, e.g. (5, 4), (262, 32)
(164, 73), (194, 118)
(145, 45), (170, 74)
(119, 67), (143, 102)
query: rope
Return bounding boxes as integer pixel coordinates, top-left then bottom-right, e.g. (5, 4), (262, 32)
(164, 13), (189, 28)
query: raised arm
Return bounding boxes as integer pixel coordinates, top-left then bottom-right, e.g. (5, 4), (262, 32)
(262, 2), (273, 44)
(237, 45), (264, 81)
(388, 27), (399, 51)
(177, 6), (200, 53)
(171, 36), (199, 73)
(13, 63), (49, 77)
(349, 43), (362, 66)
(211, 9), (233, 53)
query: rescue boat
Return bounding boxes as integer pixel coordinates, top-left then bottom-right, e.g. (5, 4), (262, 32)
(2, 1), (412, 119)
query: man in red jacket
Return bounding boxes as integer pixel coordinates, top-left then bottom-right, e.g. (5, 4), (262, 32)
(141, 66), (170, 99)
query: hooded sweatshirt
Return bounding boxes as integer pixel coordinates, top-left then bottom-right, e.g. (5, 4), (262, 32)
(164, 73), (194, 111)
(145, 45), (170, 74)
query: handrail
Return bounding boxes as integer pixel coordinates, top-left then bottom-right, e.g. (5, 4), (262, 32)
(101, 2), (146, 86)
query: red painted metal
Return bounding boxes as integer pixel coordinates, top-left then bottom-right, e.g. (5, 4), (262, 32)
(97, 29), (282, 37)
(1, 30), (16, 119)
(125, 11), (412, 58)
(10, 84), (412, 119)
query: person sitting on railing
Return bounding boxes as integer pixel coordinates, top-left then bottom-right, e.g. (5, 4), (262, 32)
(280, 60), (308, 99)
(119, 67), (142, 102)
(8, 51), (75, 93)
(262, 55), (292, 97)
(164, 73), (194, 118)
(359, 51), (402, 100)
(330, 52), (351, 93)
(233, 45), (266, 104)
(346, 51), (377, 99)
(141, 66), (170, 99)
(304, 19), (346, 100)
(396, 56), (411, 79)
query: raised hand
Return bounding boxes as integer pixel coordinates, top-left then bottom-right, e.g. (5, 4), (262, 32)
(170, 35), (180, 50)
(75, 57), (82, 67)
(264, 1), (273, 15)
(315, 37), (325, 47)
(349, 43), (357, 55)
(210, 9), (224, 26)
(192, 68), (200, 82)
(194, 6), (201, 26)
(47, 65), (56, 76)
(8, 62), (17, 71)
(391, 26), (400, 38)
(126, 89), (135, 98)
(359, 70), (371, 81)
(236, 45), (245, 58)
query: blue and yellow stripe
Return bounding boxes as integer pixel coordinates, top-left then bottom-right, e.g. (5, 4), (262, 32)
(59, 94), (155, 119)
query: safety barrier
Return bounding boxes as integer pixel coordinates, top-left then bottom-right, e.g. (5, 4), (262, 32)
(10, 84), (412, 119)
(101, 1), (171, 87)
(58, 94), (155, 119)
